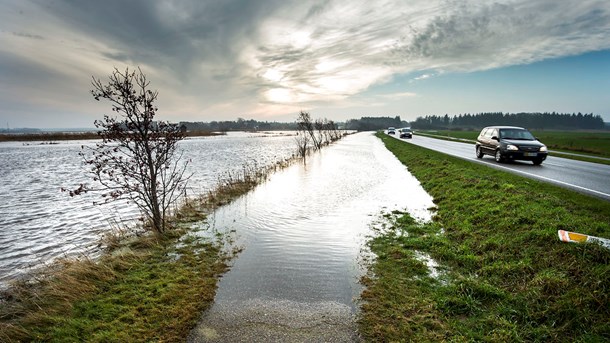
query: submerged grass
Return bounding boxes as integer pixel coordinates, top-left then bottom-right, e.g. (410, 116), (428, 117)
(0, 159), (295, 342)
(359, 133), (610, 342)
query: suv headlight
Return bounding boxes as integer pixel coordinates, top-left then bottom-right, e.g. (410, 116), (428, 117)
(539, 146), (547, 152)
(506, 144), (519, 151)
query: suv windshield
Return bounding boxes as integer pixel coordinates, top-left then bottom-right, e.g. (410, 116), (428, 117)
(499, 129), (535, 140)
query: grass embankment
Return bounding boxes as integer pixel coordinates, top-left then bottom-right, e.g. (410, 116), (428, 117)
(359, 133), (610, 342)
(1, 228), (227, 342)
(0, 163), (275, 342)
(417, 129), (610, 164)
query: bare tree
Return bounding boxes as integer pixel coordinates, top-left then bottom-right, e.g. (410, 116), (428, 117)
(65, 68), (189, 234)
(297, 111), (321, 150)
(314, 118), (326, 148)
(326, 119), (343, 142)
(294, 111), (347, 158)
(294, 131), (310, 159)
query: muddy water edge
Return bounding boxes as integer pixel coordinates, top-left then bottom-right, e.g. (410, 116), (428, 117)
(188, 132), (435, 342)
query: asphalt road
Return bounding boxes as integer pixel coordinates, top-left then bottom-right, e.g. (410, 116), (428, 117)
(393, 134), (610, 202)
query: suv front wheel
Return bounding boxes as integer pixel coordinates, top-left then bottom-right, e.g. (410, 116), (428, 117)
(495, 150), (504, 163)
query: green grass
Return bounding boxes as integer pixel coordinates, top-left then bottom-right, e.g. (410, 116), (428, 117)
(359, 133), (610, 342)
(417, 129), (610, 159)
(0, 212), (231, 342)
(46, 236), (226, 342)
(532, 131), (610, 158)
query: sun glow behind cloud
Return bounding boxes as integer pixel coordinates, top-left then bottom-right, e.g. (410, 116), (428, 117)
(251, 2), (405, 105)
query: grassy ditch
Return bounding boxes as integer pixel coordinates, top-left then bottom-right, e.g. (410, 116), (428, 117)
(0, 161), (284, 342)
(359, 133), (610, 342)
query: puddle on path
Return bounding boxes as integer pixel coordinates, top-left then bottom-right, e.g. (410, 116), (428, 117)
(189, 132), (435, 342)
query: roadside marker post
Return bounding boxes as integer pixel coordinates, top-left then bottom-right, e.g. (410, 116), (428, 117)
(558, 230), (610, 250)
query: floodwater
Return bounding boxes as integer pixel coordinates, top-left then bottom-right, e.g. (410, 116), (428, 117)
(189, 132), (435, 342)
(0, 132), (297, 287)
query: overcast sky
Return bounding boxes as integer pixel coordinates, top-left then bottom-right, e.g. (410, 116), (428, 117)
(1, 0), (610, 128)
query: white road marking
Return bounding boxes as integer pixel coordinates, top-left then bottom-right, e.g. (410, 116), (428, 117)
(540, 161), (562, 167)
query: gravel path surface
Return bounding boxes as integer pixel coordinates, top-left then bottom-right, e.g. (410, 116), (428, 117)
(188, 298), (360, 342)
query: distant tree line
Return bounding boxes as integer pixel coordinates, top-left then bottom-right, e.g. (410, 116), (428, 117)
(179, 118), (297, 132)
(181, 116), (413, 132)
(344, 116), (410, 131)
(0, 127), (42, 134)
(411, 112), (606, 130)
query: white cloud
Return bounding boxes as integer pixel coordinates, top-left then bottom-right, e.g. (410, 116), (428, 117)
(411, 73), (437, 83)
(380, 92), (418, 100)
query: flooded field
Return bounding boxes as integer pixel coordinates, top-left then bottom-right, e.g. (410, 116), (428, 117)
(0, 132), (297, 287)
(189, 132), (435, 342)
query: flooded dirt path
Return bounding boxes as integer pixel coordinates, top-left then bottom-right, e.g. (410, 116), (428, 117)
(189, 132), (435, 342)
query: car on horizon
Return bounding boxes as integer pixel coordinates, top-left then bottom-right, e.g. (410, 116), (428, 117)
(475, 126), (548, 165)
(399, 128), (412, 139)
(387, 127), (396, 135)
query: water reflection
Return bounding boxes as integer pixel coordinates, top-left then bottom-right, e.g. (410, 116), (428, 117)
(0, 132), (297, 287)
(190, 132), (434, 341)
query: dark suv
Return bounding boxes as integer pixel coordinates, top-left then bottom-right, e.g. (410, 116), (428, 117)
(475, 126), (548, 165)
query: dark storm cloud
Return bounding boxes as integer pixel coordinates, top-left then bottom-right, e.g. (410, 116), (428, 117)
(33, 0), (283, 78)
(394, 1), (610, 70)
(11, 31), (45, 40)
